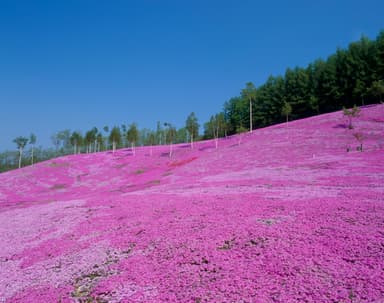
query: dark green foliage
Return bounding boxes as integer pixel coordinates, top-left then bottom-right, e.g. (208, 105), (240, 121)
(109, 126), (121, 152)
(126, 123), (139, 146)
(281, 102), (292, 123)
(369, 80), (384, 102)
(222, 31), (384, 135)
(204, 112), (227, 140)
(185, 112), (199, 146)
(70, 131), (83, 154)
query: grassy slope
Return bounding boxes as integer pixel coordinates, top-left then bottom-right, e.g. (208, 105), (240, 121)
(0, 105), (383, 302)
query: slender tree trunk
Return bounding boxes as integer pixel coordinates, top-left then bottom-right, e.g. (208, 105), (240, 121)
(249, 98), (253, 133)
(191, 134), (194, 149)
(169, 143), (173, 158)
(215, 127), (219, 149)
(131, 143), (135, 156)
(18, 148), (22, 169)
(113, 141), (116, 153)
(31, 145), (34, 166)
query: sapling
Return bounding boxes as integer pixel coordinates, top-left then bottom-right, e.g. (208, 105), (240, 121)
(343, 105), (360, 129)
(281, 101), (292, 125)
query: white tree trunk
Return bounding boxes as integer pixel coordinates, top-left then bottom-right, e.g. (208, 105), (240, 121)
(249, 98), (253, 133)
(112, 141), (116, 153)
(191, 134), (194, 149)
(18, 147), (22, 169)
(31, 145), (34, 166)
(131, 143), (135, 156)
(214, 126), (219, 149)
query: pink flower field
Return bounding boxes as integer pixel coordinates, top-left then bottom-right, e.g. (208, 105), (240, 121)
(1, 105), (383, 303)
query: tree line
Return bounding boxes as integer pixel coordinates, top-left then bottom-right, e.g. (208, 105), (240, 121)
(0, 113), (200, 172)
(214, 31), (384, 136)
(2, 31), (383, 172)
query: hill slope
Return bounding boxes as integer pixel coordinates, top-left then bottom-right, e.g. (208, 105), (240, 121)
(1, 105), (383, 302)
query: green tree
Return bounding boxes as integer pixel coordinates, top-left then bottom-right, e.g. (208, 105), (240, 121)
(223, 96), (248, 135)
(96, 133), (103, 152)
(164, 122), (176, 158)
(85, 130), (93, 153)
(51, 129), (71, 155)
(127, 123), (139, 155)
(29, 133), (37, 165)
(185, 112), (199, 148)
(83, 127), (98, 153)
(109, 126), (121, 153)
(13, 136), (28, 168)
(241, 82), (257, 133)
(281, 102), (292, 124)
(176, 127), (188, 143)
(70, 131), (83, 154)
(369, 80), (384, 102)
(207, 113), (227, 148)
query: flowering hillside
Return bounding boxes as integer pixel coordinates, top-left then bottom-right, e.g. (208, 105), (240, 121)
(1, 105), (383, 303)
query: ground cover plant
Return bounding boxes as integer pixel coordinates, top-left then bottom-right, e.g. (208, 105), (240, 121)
(0, 105), (383, 302)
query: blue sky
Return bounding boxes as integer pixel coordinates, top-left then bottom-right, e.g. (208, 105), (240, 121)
(1, 0), (383, 150)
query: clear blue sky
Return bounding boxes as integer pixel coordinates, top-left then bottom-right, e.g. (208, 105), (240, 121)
(1, 0), (383, 150)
